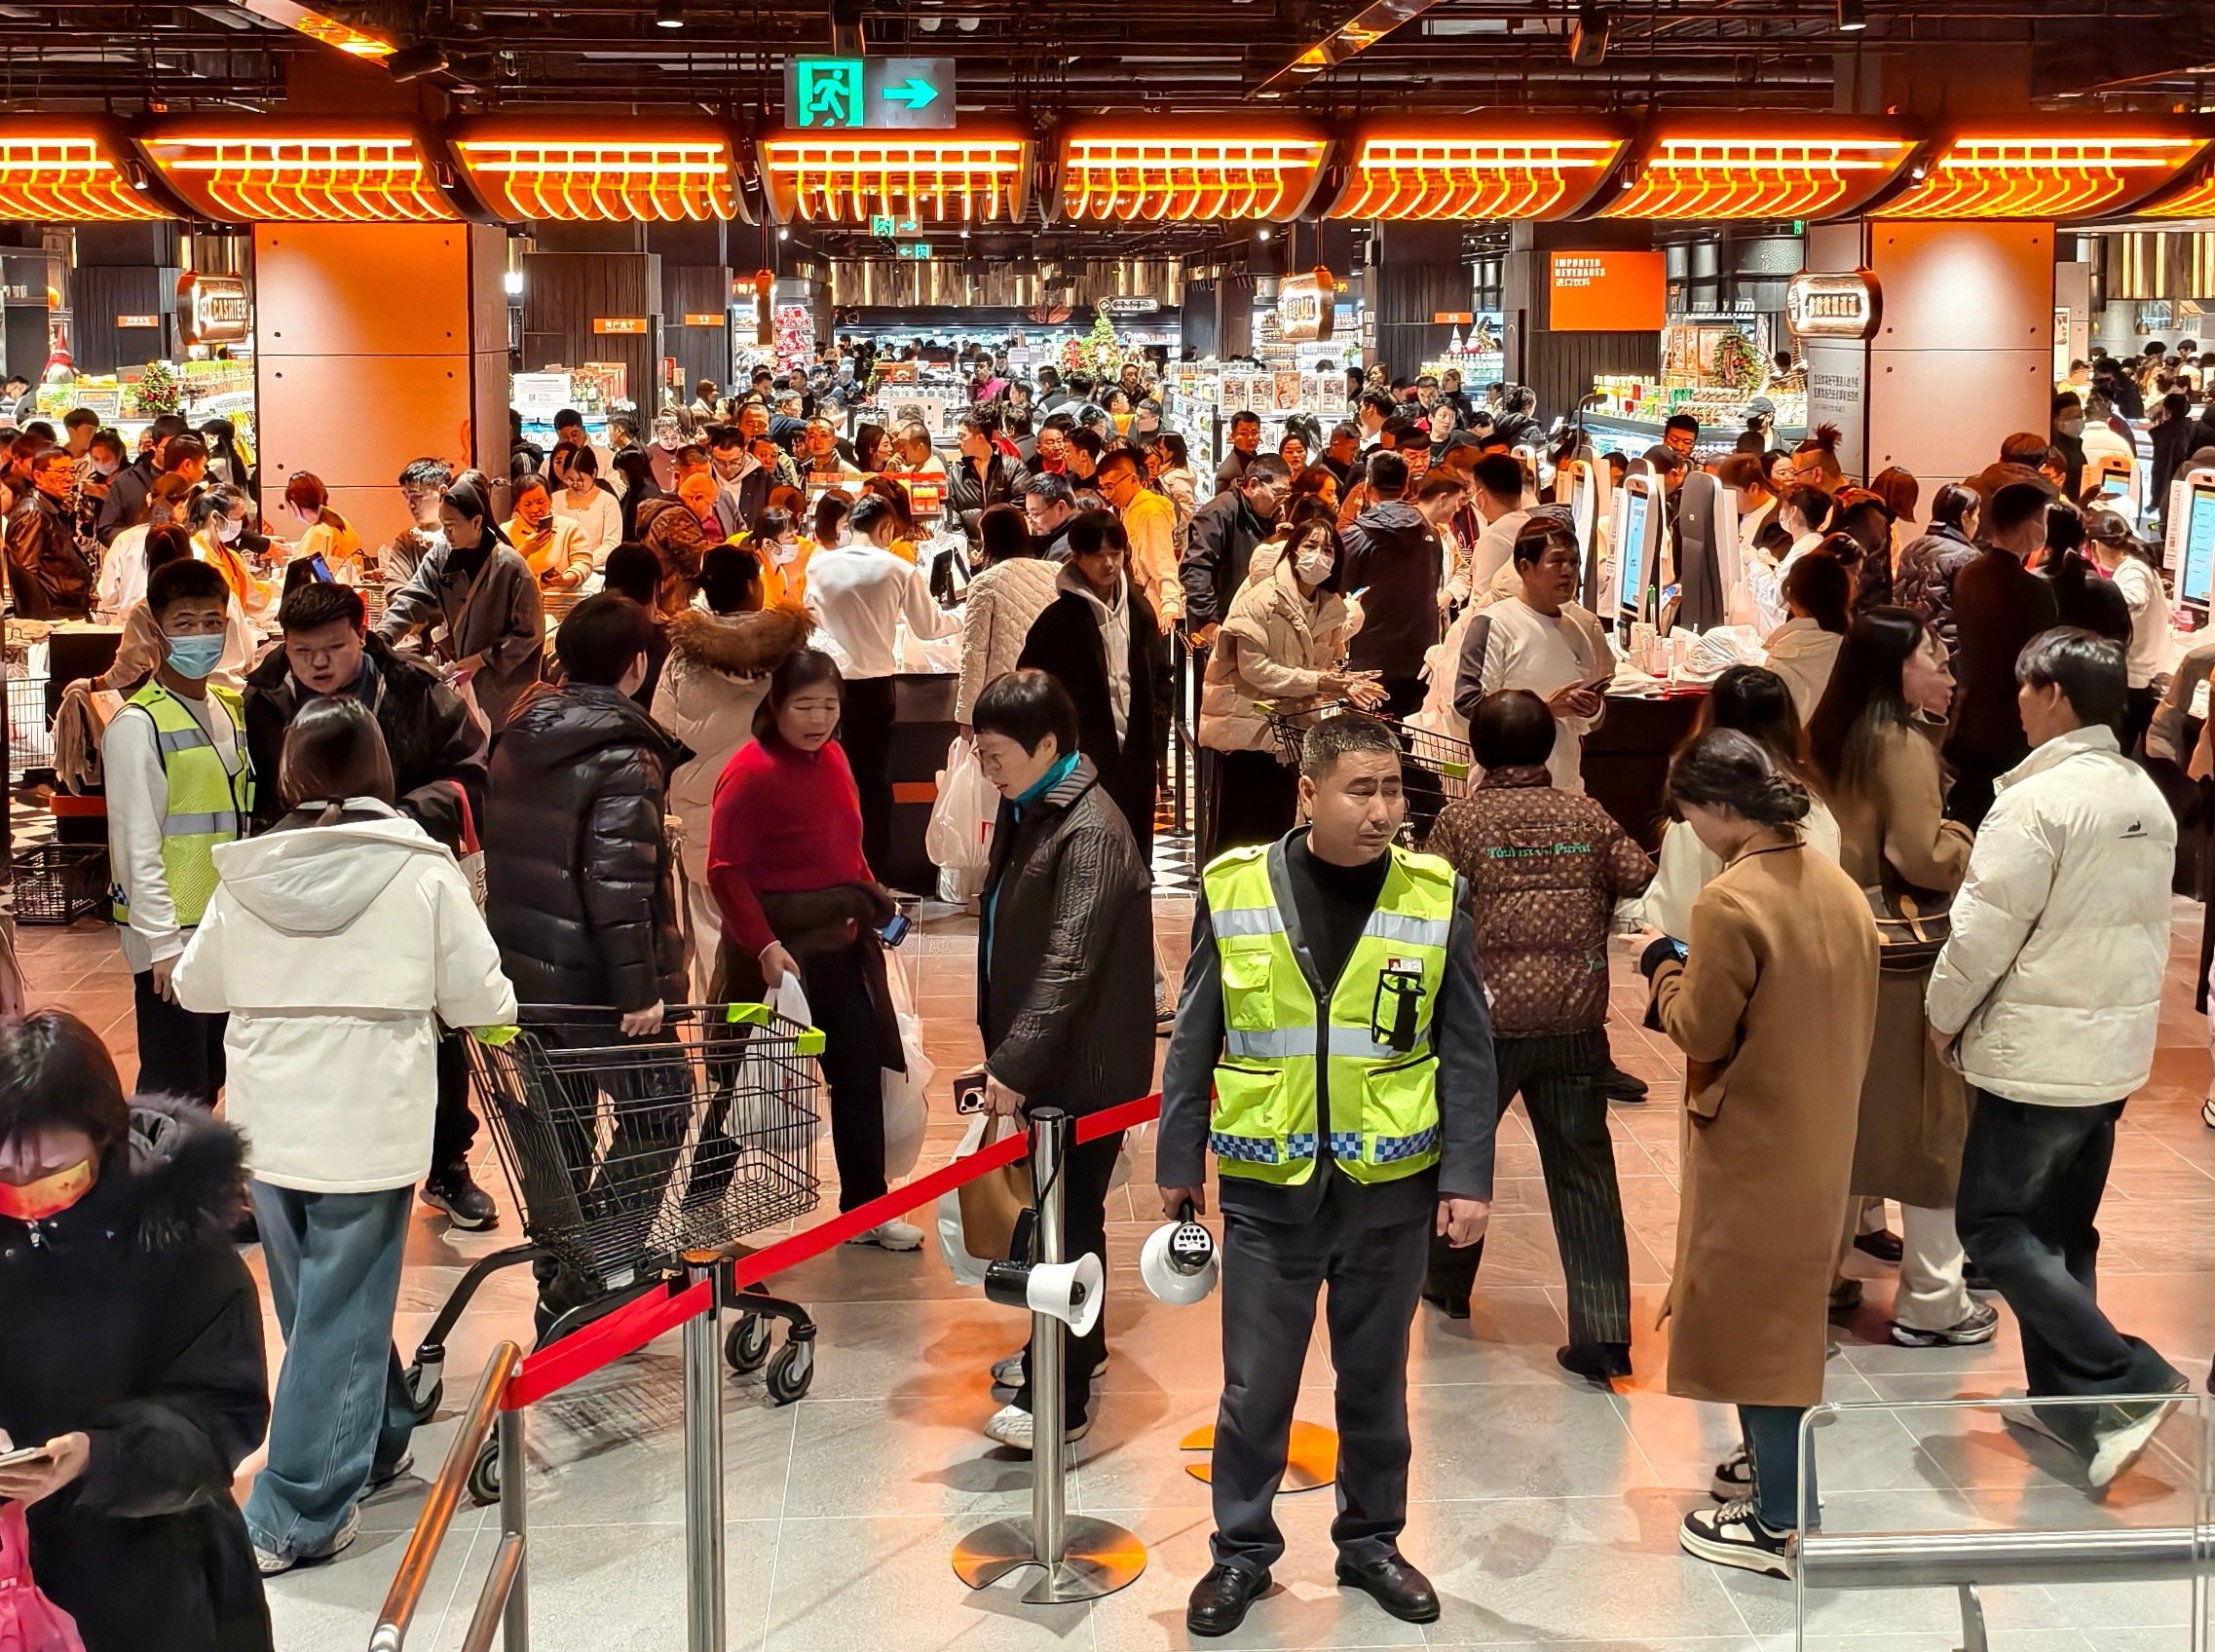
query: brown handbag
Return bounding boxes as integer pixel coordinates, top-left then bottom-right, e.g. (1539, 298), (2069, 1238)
(956, 1113), (1031, 1262)
(1864, 882), (1952, 972)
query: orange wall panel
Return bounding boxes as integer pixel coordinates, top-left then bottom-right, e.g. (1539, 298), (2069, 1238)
(1546, 249), (1665, 331)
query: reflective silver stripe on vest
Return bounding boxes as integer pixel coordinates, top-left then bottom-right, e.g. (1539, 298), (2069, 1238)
(1364, 910), (1451, 949)
(163, 810), (239, 836)
(154, 724), (214, 756)
(1212, 906), (1288, 939)
(1224, 1026), (1433, 1063)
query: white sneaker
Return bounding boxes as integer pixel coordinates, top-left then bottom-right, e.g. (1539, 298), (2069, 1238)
(2000, 1396), (2079, 1451)
(846, 1220), (924, 1252)
(991, 1348), (1109, 1388)
(254, 1502), (361, 1577)
(1679, 1499), (1792, 1579)
(1709, 1445), (1754, 1503)
(2088, 1390), (2188, 1489)
(983, 1402), (1090, 1453)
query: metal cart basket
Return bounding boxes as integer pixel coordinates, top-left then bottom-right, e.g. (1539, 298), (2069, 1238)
(405, 1001), (827, 1502)
(1262, 699), (1475, 845)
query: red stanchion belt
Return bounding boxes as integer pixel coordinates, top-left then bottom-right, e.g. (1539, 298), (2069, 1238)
(503, 1091), (1167, 1410)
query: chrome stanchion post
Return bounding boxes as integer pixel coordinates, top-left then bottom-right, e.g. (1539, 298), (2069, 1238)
(953, 1108), (1145, 1603)
(681, 1254), (727, 1652)
(498, 1408), (530, 1652)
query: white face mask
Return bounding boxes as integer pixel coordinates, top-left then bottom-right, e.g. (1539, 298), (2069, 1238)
(1295, 548), (1335, 586)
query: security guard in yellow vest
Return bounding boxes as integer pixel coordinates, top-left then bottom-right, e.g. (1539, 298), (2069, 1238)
(1160, 714), (1497, 1638)
(101, 558), (252, 1108)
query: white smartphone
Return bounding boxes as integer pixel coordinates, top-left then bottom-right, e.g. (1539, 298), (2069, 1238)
(0, 1446), (53, 1473)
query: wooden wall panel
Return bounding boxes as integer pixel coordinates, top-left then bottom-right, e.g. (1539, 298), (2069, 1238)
(520, 249), (662, 411)
(662, 263), (732, 398)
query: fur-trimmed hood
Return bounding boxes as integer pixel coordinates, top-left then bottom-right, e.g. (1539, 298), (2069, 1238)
(3, 1096), (250, 1254)
(664, 604), (811, 680)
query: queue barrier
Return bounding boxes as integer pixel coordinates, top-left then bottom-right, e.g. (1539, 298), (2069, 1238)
(372, 1092), (1162, 1649)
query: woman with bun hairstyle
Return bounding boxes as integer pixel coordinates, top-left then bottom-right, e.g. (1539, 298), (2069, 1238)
(1640, 727), (1879, 1580)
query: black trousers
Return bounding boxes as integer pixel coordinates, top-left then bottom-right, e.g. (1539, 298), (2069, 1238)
(1944, 749), (2020, 832)
(1956, 1089), (2183, 1451)
(802, 938), (888, 1213)
(430, 1028), (479, 1178)
(841, 675), (897, 876)
(132, 969), (226, 1108)
(1213, 1185), (1428, 1572)
(1203, 747), (1300, 859)
(2123, 686), (2160, 759)
(1011, 1127), (1125, 1427)
(1426, 1029), (1632, 1349)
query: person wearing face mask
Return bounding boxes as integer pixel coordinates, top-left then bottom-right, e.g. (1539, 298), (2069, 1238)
(94, 470), (194, 620)
(90, 526), (254, 695)
(376, 473), (546, 732)
(101, 558), (253, 1110)
(188, 485), (278, 621)
(2049, 392), (2088, 501)
(0, 1010), (276, 1652)
(1199, 518), (1383, 853)
(94, 413), (184, 545)
(3, 447), (94, 618)
(505, 474), (592, 592)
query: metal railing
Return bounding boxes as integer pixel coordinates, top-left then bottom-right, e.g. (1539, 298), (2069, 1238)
(371, 1341), (528, 1652)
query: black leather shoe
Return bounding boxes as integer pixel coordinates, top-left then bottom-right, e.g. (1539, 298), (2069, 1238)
(1599, 1063), (1649, 1104)
(1853, 1228), (1903, 1264)
(1334, 1551), (1441, 1624)
(1186, 1563), (1270, 1637)
(1557, 1341), (1633, 1384)
(1421, 1283), (1471, 1320)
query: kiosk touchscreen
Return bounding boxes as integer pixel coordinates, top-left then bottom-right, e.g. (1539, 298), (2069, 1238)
(2083, 452), (2140, 523)
(2168, 467), (2215, 611)
(1610, 470), (1667, 631)
(1554, 456), (1612, 612)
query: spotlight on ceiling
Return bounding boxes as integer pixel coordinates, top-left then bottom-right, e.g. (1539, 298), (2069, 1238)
(383, 39), (450, 79)
(656, 0), (683, 25)
(1836, 0), (1866, 29)
(777, 226), (790, 240)
(1568, 4), (1611, 65)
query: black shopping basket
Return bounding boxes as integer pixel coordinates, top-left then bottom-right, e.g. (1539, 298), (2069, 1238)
(407, 1002), (828, 1502)
(1261, 699), (1474, 846)
(11, 844), (110, 925)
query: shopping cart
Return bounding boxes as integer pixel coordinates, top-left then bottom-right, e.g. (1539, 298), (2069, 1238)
(404, 1001), (827, 1502)
(1261, 700), (1474, 846)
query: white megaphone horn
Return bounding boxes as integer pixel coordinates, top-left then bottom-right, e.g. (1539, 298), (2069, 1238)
(1140, 1199), (1220, 1305)
(983, 1253), (1106, 1338)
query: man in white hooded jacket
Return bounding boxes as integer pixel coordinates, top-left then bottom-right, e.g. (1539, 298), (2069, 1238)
(1927, 628), (2186, 1491)
(173, 698), (515, 1575)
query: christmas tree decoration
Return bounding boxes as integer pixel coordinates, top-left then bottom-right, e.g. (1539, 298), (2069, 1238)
(134, 357), (180, 417)
(1710, 326), (1764, 394)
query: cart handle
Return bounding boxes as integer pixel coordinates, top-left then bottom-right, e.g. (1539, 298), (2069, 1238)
(469, 1004), (827, 1057)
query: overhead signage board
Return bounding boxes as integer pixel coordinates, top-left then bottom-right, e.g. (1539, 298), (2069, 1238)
(681, 313), (724, 327)
(1277, 268), (1336, 342)
(785, 56), (956, 131)
(896, 243), (933, 261)
(176, 271), (249, 345)
(593, 316), (649, 335)
(1786, 267), (1883, 341)
(1548, 250), (1665, 332)
(1100, 295), (1161, 318)
(115, 314), (159, 329)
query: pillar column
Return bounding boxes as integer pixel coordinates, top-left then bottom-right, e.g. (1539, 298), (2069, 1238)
(520, 225), (664, 411)
(253, 221), (508, 550)
(1801, 218), (2053, 489)
(650, 221), (732, 400)
(1500, 218), (1659, 421)
(1367, 219), (1466, 378)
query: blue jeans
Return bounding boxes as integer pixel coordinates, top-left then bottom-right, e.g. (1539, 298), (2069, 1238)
(1740, 1404), (1813, 1532)
(244, 1182), (416, 1558)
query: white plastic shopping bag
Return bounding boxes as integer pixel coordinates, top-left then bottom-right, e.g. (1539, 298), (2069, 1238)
(880, 953), (932, 1178)
(925, 736), (996, 876)
(935, 1110), (995, 1287)
(744, 970), (829, 1143)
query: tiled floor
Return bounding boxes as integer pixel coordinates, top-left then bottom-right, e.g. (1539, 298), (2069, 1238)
(18, 892), (2215, 1652)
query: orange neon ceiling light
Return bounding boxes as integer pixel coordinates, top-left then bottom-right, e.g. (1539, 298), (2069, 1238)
(1329, 136), (1621, 221)
(1059, 134), (1329, 222)
(1602, 133), (1913, 220)
(761, 134), (1027, 224)
(143, 132), (454, 222)
(455, 136), (737, 222)
(1882, 134), (2199, 220)
(2139, 169), (2215, 220)
(0, 135), (168, 221)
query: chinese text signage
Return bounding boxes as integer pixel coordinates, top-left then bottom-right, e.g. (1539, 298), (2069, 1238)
(1548, 250), (1665, 332)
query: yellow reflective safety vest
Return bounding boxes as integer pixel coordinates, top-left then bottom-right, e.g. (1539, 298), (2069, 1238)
(1203, 841), (1455, 1185)
(111, 682), (251, 929)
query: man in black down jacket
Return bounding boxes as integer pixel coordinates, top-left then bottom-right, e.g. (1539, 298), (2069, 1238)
(946, 409), (1028, 546)
(1342, 449), (1445, 717)
(970, 670), (1155, 1450)
(0, 1053), (273, 1652)
(1944, 480), (2061, 829)
(1182, 457), (1289, 643)
(244, 582), (501, 1229)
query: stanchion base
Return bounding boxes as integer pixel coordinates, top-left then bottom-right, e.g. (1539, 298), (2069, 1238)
(1179, 1421), (1338, 1489)
(953, 1517), (1147, 1602)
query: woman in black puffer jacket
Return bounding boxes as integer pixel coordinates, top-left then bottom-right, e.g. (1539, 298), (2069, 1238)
(1893, 482), (1982, 651)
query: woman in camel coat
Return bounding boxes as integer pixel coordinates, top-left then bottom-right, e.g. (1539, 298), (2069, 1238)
(1642, 728), (1879, 1579)
(1807, 607), (1987, 1350)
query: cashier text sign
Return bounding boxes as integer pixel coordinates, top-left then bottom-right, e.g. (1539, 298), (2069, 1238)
(1276, 269), (1336, 343)
(176, 271), (249, 346)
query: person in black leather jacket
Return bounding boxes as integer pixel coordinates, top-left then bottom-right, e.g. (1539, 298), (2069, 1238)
(4, 448), (94, 618)
(484, 593), (688, 1019)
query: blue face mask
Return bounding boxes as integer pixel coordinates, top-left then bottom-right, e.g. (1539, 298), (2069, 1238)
(165, 633), (225, 680)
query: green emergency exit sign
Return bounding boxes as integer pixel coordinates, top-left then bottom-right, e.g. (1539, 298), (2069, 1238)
(786, 57), (956, 130)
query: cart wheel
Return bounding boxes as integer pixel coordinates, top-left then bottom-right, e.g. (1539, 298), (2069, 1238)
(466, 1438), (501, 1507)
(765, 1339), (814, 1406)
(403, 1362), (443, 1425)
(726, 1314), (772, 1374)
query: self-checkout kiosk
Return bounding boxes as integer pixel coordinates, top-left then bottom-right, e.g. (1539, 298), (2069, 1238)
(1610, 465), (1669, 632)
(1554, 454), (1612, 613)
(2083, 450), (2142, 525)
(1671, 470), (1740, 633)
(2166, 466), (2215, 614)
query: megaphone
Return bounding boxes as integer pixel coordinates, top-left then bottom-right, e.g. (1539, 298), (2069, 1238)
(1140, 1201), (1220, 1305)
(983, 1253), (1105, 1338)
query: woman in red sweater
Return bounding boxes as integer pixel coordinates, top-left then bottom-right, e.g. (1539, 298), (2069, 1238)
(707, 649), (918, 1248)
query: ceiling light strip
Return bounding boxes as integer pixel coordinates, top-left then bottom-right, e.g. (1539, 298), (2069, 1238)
(1329, 136), (1619, 220)
(148, 135), (453, 222)
(763, 137), (1023, 224)
(1061, 136), (1327, 222)
(1881, 135), (2198, 221)
(0, 137), (168, 221)
(456, 140), (735, 222)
